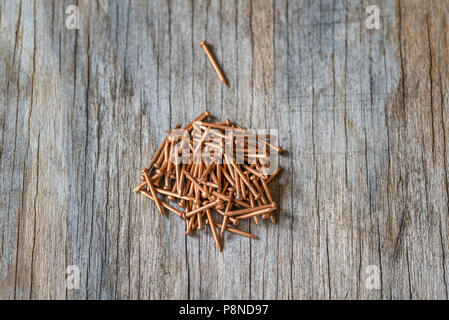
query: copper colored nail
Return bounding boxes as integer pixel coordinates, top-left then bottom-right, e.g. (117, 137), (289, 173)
(266, 167), (281, 184)
(178, 166), (186, 196)
(237, 206), (277, 219)
(249, 191), (258, 224)
(221, 192), (233, 237)
(196, 121), (233, 130)
(209, 170), (219, 187)
(148, 141), (166, 171)
(260, 178), (273, 202)
(216, 209), (239, 225)
(212, 191), (231, 202)
(216, 164), (222, 190)
(252, 179), (267, 205)
(154, 187), (193, 201)
(183, 110), (211, 132)
(133, 181), (147, 193)
(225, 203), (276, 217)
(197, 211), (204, 230)
(221, 167), (236, 188)
(139, 190), (184, 217)
(200, 41), (228, 86)
(199, 179), (219, 189)
(225, 154), (260, 200)
(200, 162), (214, 181)
(186, 214), (196, 234)
(234, 167), (241, 200)
(206, 208), (222, 252)
(260, 139), (283, 154)
(148, 124), (180, 170)
(212, 221), (257, 239)
(234, 199), (251, 208)
(164, 139), (174, 190)
(183, 169), (209, 198)
(155, 140), (167, 168)
(240, 173), (247, 199)
(242, 164), (267, 180)
(142, 169), (164, 215)
(167, 181), (177, 201)
(185, 199), (220, 218)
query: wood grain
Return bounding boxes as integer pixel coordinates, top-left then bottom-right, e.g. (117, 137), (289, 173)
(0, 0), (448, 299)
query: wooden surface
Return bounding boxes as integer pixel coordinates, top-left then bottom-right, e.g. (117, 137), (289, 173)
(1, 0), (449, 299)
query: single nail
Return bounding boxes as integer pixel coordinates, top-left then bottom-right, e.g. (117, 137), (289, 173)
(212, 191), (231, 202)
(142, 169), (164, 215)
(237, 206), (277, 219)
(199, 161), (214, 181)
(200, 41), (228, 86)
(154, 186), (193, 201)
(183, 110), (211, 132)
(183, 169), (209, 198)
(224, 202), (276, 217)
(206, 208), (223, 252)
(133, 181), (147, 193)
(242, 164), (267, 180)
(212, 221), (257, 239)
(196, 121), (234, 130)
(185, 199), (220, 218)
(215, 209), (239, 225)
(139, 190), (184, 217)
(221, 191), (233, 237)
(252, 179), (267, 205)
(234, 166), (242, 200)
(249, 189), (258, 224)
(240, 173), (247, 199)
(197, 210), (204, 230)
(266, 167), (281, 184)
(260, 177), (273, 202)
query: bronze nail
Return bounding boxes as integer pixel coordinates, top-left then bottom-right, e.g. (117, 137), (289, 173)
(197, 210), (204, 230)
(260, 177), (273, 203)
(240, 173), (247, 199)
(154, 187), (193, 201)
(266, 167), (281, 184)
(200, 41), (228, 86)
(212, 191), (231, 202)
(252, 179), (267, 205)
(199, 161), (214, 181)
(139, 190), (184, 217)
(206, 208), (222, 252)
(185, 199), (220, 218)
(183, 169), (209, 198)
(224, 203), (276, 217)
(211, 221), (257, 239)
(220, 191), (233, 237)
(195, 121), (234, 130)
(236, 206), (277, 219)
(133, 181), (147, 193)
(183, 110), (211, 131)
(242, 164), (267, 180)
(249, 191), (258, 224)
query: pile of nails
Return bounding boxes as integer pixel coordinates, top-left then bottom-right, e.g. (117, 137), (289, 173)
(133, 111), (282, 252)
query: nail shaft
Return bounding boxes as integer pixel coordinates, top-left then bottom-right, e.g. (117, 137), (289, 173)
(200, 41), (228, 86)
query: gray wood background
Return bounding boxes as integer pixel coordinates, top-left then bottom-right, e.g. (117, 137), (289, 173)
(1, 0), (448, 299)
